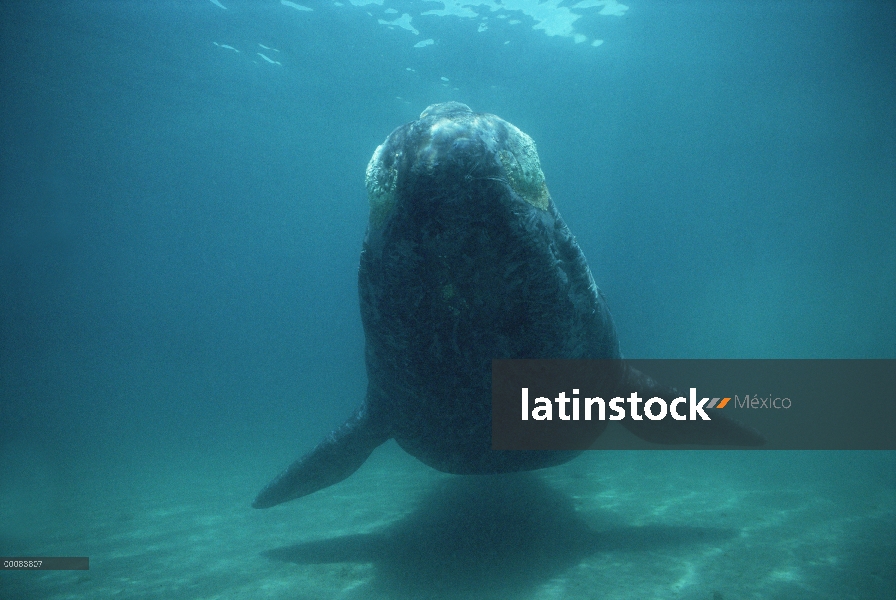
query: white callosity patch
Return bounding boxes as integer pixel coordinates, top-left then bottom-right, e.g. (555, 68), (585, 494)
(413, 116), (475, 173)
(497, 123), (550, 210)
(370, 105), (550, 224)
(365, 144), (400, 226)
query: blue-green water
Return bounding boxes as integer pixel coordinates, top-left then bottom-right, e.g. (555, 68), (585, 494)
(1, 1), (894, 598)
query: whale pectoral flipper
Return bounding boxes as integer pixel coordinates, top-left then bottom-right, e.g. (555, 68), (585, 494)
(253, 401), (391, 509)
(619, 365), (765, 447)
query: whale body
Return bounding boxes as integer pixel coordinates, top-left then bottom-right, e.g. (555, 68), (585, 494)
(253, 102), (762, 509)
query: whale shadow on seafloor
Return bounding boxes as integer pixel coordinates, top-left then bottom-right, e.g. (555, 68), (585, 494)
(262, 473), (737, 600)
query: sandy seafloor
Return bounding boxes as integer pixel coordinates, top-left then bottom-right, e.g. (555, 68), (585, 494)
(2, 444), (893, 600)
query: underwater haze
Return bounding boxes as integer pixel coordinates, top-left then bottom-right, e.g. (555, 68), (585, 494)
(1, 1), (894, 599)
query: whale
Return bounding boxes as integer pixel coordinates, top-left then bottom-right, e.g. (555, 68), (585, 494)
(253, 102), (762, 509)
